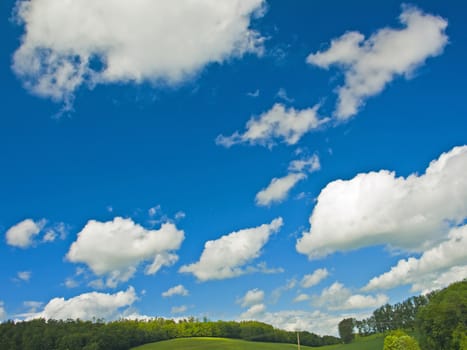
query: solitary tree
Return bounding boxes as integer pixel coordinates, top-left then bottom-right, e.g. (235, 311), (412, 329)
(338, 318), (355, 343)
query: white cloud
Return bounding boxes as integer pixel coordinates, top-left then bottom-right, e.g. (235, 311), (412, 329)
(23, 301), (43, 313)
(254, 309), (365, 336)
(247, 89), (260, 98)
(180, 218), (283, 281)
(28, 287), (137, 321)
(42, 222), (69, 242)
(293, 294), (310, 303)
(0, 302), (6, 321)
(13, 0), (265, 104)
(270, 279), (297, 304)
(256, 155), (321, 207)
(300, 268), (329, 288)
(297, 145), (467, 259)
(148, 205), (161, 217)
(42, 230), (56, 242)
(174, 211), (186, 220)
(276, 88), (294, 103)
(171, 305), (188, 314)
(238, 288), (264, 307)
(288, 154), (321, 173)
(216, 103), (329, 147)
(17, 271), (32, 282)
(240, 303), (266, 319)
(411, 265), (467, 294)
(5, 219), (46, 248)
(162, 285), (189, 298)
(364, 224), (467, 293)
(312, 282), (388, 311)
(66, 217), (184, 287)
(64, 278), (79, 289)
(256, 173), (306, 206)
(145, 253), (179, 275)
(307, 6), (448, 119)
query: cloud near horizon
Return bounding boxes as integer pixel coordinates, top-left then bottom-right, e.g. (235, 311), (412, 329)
(297, 145), (467, 259)
(0, 302), (6, 322)
(364, 224), (467, 293)
(312, 282), (388, 311)
(180, 218), (283, 281)
(27, 287), (137, 321)
(12, 0), (265, 104)
(307, 5), (448, 119)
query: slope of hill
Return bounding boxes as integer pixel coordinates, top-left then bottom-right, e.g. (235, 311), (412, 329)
(132, 334), (385, 350)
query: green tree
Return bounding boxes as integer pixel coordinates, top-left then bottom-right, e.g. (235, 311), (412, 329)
(338, 318), (355, 343)
(416, 280), (467, 350)
(384, 330), (420, 350)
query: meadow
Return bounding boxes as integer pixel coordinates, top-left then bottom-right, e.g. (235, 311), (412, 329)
(132, 334), (385, 350)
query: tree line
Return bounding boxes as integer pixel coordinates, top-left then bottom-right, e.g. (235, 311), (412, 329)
(338, 280), (466, 350)
(0, 317), (340, 350)
(354, 294), (432, 336)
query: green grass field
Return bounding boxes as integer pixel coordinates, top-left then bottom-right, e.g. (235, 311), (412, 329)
(132, 334), (385, 350)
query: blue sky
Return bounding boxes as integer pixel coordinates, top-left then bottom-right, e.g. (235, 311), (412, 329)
(1, 0), (466, 336)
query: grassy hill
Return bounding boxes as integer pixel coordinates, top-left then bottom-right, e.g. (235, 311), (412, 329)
(132, 334), (385, 350)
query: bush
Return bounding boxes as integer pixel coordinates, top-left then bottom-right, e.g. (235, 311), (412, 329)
(383, 330), (420, 350)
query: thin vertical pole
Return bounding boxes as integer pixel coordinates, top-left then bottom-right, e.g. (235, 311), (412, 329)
(297, 331), (301, 350)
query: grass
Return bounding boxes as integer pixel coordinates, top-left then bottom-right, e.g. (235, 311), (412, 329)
(131, 334), (385, 350)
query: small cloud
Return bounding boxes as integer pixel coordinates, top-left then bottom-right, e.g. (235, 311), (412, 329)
(42, 222), (69, 242)
(17, 271), (32, 282)
(240, 303), (266, 319)
(256, 154), (321, 207)
(216, 103), (329, 148)
(271, 279), (297, 304)
(288, 154), (320, 173)
(247, 89), (260, 98)
(300, 268), (329, 288)
(175, 211), (186, 220)
(148, 205), (161, 217)
(256, 173), (306, 206)
(295, 192), (307, 200)
(162, 285), (189, 298)
(238, 289), (264, 308)
(293, 294), (310, 303)
(276, 88), (294, 103)
(171, 305), (188, 314)
(5, 219), (46, 248)
(0, 302), (7, 321)
(64, 278), (79, 289)
(23, 301), (43, 313)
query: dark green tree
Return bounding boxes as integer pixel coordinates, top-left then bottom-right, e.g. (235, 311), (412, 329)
(416, 280), (467, 350)
(338, 318), (355, 343)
